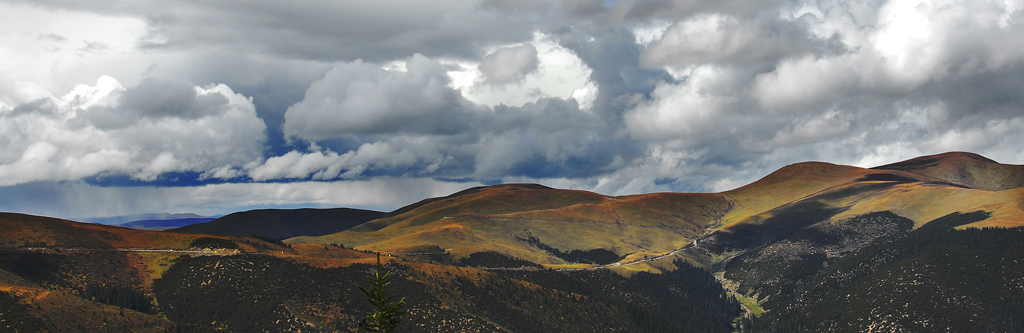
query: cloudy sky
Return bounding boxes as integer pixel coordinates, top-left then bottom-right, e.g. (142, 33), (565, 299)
(2, 0), (1023, 219)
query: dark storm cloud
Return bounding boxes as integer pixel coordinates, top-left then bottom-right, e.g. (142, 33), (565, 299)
(556, 27), (675, 125)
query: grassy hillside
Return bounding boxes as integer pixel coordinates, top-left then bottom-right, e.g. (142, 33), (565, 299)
(0, 212), (742, 332)
(873, 151), (1024, 191)
(1, 151), (1023, 331)
(290, 153), (1024, 272)
(291, 187), (727, 268)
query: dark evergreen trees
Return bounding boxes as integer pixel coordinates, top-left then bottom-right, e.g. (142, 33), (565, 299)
(358, 253), (405, 332)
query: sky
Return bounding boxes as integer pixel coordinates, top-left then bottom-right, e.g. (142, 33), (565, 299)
(1, 0), (1023, 220)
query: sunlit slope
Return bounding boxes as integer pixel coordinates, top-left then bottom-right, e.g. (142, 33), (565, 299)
(291, 188), (728, 265)
(711, 174), (1024, 250)
(719, 162), (941, 227)
(718, 153), (1024, 230)
(0, 213), (296, 282)
(347, 183), (607, 232)
(833, 184), (1024, 228)
(874, 151), (1024, 191)
(294, 152), (1024, 267)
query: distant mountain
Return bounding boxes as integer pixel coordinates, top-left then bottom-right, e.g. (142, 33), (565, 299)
(79, 213), (211, 225)
(118, 218), (216, 231)
(169, 208), (386, 240)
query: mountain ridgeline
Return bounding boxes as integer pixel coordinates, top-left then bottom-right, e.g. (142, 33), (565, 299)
(0, 151), (1022, 331)
(170, 207), (386, 240)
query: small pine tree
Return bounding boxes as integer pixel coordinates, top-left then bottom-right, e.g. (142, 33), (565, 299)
(358, 253), (405, 332)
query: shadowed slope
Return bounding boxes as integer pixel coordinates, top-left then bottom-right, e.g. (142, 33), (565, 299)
(170, 208), (386, 240)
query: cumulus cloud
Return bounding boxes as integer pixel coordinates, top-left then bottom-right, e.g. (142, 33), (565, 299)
(274, 53), (627, 182)
(453, 34), (599, 110)
(283, 54), (480, 140)
(0, 76), (267, 186)
(613, 0), (1024, 192)
(479, 44), (540, 84)
(247, 142), (428, 181)
(6, 0), (1024, 218)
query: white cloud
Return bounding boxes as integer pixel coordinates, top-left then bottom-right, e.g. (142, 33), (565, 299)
(623, 65), (746, 146)
(247, 141), (441, 181)
(0, 76), (267, 186)
(450, 33), (599, 110)
(0, 3), (151, 96)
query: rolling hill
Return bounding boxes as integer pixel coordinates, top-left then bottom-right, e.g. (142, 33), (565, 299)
(291, 152), (1024, 271)
(0, 212), (739, 332)
(0, 212), (295, 331)
(291, 184), (731, 269)
(873, 151), (1024, 191)
(169, 207), (386, 240)
(0, 151), (1022, 331)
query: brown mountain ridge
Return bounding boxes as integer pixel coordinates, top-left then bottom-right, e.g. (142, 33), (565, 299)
(292, 151), (1024, 271)
(0, 151), (1021, 332)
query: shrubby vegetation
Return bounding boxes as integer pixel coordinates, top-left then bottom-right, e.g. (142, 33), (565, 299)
(516, 234), (623, 265)
(500, 260), (741, 332)
(188, 237), (238, 249)
(0, 291), (42, 331)
(151, 253), (741, 332)
(457, 251), (541, 268)
(731, 211), (1024, 332)
(81, 284), (153, 313)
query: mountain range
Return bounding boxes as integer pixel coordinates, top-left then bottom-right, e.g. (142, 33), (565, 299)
(0, 151), (1021, 332)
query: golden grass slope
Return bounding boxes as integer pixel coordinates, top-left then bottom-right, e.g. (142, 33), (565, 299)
(722, 153), (1024, 232)
(873, 151), (1024, 191)
(718, 162), (943, 227)
(291, 187), (730, 266)
(292, 152), (1024, 268)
